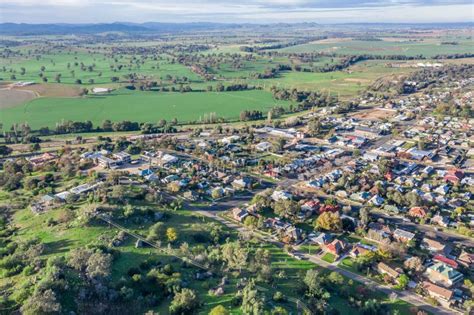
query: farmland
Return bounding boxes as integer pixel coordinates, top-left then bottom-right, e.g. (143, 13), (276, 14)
(0, 89), (293, 129)
(278, 37), (474, 57)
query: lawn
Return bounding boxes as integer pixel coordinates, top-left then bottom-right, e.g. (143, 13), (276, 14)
(321, 252), (336, 263)
(0, 89), (293, 130)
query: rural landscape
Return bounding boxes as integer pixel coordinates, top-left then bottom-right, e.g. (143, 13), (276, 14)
(0, 12), (473, 315)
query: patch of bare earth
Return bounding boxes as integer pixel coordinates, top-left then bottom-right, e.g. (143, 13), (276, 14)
(17, 83), (81, 98)
(351, 109), (396, 120)
(0, 89), (37, 109)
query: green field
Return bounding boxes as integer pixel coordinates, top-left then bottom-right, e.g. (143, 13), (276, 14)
(251, 60), (415, 95)
(0, 89), (293, 129)
(1, 50), (202, 85)
(278, 38), (474, 57)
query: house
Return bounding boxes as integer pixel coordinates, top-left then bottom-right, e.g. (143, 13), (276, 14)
(231, 208), (249, 222)
(255, 141), (272, 152)
(232, 177), (252, 190)
(425, 263), (463, 288)
(408, 206), (427, 218)
(443, 169), (464, 184)
(312, 232), (332, 245)
(368, 222), (392, 238)
(183, 190), (200, 201)
(271, 190), (292, 201)
(433, 255), (458, 269)
(431, 214), (449, 227)
(28, 152), (58, 167)
(319, 204), (340, 213)
(457, 251), (474, 269)
(301, 200), (320, 213)
(376, 262), (400, 279)
(421, 237), (449, 254)
(324, 239), (347, 257)
(139, 169), (153, 177)
(369, 194), (385, 206)
(393, 228), (415, 243)
(422, 281), (453, 308)
(350, 244), (371, 258)
(98, 156), (118, 169)
(113, 151), (131, 164)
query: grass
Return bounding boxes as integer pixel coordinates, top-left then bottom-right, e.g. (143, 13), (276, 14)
(1, 51), (202, 85)
(0, 89), (293, 129)
(249, 60), (415, 97)
(321, 252), (336, 263)
(278, 38), (474, 57)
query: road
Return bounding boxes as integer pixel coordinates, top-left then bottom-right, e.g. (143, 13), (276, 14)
(197, 209), (459, 315)
(372, 211), (474, 248)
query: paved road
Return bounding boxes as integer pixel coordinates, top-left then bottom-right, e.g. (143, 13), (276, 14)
(197, 209), (458, 315)
(372, 211), (474, 248)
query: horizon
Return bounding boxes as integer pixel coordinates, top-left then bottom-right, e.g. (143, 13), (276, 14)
(1, 0), (473, 24)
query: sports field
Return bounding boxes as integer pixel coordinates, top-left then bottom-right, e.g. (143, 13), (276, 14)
(0, 89), (293, 129)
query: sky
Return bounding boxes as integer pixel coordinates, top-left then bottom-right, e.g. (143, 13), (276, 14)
(1, 0), (473, 24)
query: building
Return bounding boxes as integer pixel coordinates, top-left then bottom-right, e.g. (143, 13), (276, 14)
(421, 238), (449, 254)
(98, 156), (118, 169)
(350, 244), (371, 258)
(113, 152), (131, 164)
(393, 228), (415, 243)
(28, 152), (58, 167)
(324, 239), (347, 257)
(425, 263), (463, 288)
(457, 251), (474, 269)
(376, 262), (400, 279)
(433, 255), (458, 269)
(422, 281), (453, 308)
(408, 206), (427, 218)
(231, 208), (249, 222)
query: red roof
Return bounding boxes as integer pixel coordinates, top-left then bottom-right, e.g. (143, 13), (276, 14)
(409, 207), (427, 218)
(433, 255), (458, 269)
(319, 204), (339, 213)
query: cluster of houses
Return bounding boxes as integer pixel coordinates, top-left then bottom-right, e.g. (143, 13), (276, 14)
(31, 181), (102, 214)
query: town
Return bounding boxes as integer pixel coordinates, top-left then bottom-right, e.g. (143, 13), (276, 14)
(0, 20), (473, 315)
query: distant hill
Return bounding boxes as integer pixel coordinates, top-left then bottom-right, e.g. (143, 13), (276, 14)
(0, 22), (241, 35)
(0, 22), (471, 36)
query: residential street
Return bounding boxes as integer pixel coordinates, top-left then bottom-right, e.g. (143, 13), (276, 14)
(196, 209), (460, 315)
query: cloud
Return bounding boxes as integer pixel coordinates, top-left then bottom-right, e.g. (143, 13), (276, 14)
(0, 0), (472, 23)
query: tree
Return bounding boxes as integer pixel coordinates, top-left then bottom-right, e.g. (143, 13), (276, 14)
(209, 305), (229, 315)
(168, 181), (181, 193)
(395, 274), (409, 290)
(221, 241), (248, 272)
(169, 288), (199, 314)
(359, 207), (370, 228)
(271, 306), (288, 315)
(166, 227), (178, 243)
(327, 271), (344, 286)
(406, 191), (423, 207)
(21, 289), (61, 315)
(404, 256), (424, 273)
(86, 252), (112, 279)
(273, 199), (300, 219)
(241, 279), (264, 315)
(307, 118), (323, 136)
(315, 212), (342, 231)
(0, 145), (13, 156)
(304, 269), (324, 297)
(148, 222), (165, 242)
(243, 216), (258, 229)
(211, 188), (223, 200)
